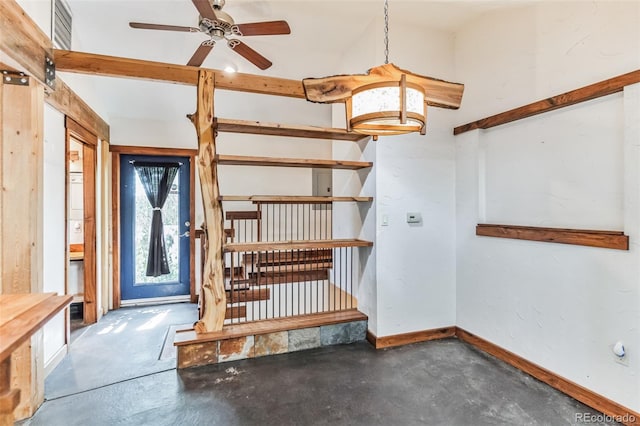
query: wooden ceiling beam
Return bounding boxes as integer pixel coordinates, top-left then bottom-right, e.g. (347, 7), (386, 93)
(0, 0), (54, 88)
(53, 49), (307, 98)
(45, 78), (110, 142)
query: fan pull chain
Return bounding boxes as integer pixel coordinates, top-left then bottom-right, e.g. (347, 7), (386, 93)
(383, 0), (389, 64)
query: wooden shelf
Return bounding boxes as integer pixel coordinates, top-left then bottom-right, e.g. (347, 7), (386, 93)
(216, 118), (369, 142)
(224, 239), (373, 253)
(454, 70), (640, 135)
(219, 195), (373, 203)
(0, 293), (72, 362)
(216, 154), (372, 170)
(476, 224), (629, 250)
(175, 309), (367, 345)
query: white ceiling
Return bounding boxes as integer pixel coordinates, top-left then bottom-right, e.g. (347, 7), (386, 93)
(63, 0), (533, 123)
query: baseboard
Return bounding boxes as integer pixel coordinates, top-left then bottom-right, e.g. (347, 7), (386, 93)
(456, 327), (640, 426)
(366, 326), (456, 349)
(44, 344), (68, 378)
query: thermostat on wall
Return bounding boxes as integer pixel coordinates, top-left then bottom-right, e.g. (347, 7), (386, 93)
(406, 212), (422, 224)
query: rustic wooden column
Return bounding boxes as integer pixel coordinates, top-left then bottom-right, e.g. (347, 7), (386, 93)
(190, 70), (226, 332)
(0, 74), (45, 419)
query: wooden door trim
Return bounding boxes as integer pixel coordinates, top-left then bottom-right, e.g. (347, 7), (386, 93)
(65, 119), (98, 325)
(66, 117), (97, 146)
(111, 147), (197, 308)
(111, 152), (121, 309)
(109, 145), (197, 157)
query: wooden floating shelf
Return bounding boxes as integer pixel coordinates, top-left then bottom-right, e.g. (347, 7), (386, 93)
(216, 154), (372, 170)
(454, 69), (640, 135)
(476, 224), (629, 250)
(219, 195), (373, 203)
(224, 239), (374, 253)
(175, 309), (367, 345)
(216, 118), (369, 142)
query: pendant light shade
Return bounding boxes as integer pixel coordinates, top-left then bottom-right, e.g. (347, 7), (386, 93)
(302, 1), (464, 139)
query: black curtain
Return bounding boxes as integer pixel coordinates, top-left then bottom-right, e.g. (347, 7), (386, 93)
(134, 162), (180, 277)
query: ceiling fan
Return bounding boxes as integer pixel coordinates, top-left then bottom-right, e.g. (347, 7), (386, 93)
(129, 0), (291, 70)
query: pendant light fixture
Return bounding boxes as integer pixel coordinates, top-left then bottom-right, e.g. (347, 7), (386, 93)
(303, 0), (464, 139)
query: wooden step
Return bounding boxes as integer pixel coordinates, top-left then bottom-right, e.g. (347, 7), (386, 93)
(225, 210), (261, 221)
(255, 262), (332, 273)
(225, 305), (246, 319)
(224, 266), (244, 279)
(216, 154), (372, 170)
(225, 239), (374, 253)
(226, 288), (271, 303)
(215, 118), (369, 142)
(225, 281), (250, 292)
(243, 249), (333, 266)
(249, 269), (329, 285)
(220, 195), (373, 203)
(175, 309), (368, 345)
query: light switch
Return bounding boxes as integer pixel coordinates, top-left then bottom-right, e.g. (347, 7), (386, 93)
(381, 214), (389, 226)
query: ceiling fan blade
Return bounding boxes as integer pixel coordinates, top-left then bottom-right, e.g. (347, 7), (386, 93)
(233, 20), (291, 36)
(129, 22), (201, 33)
(191, 0), (217, 21)
(227, 40), (272, 70)
(187, 41), (215, 67)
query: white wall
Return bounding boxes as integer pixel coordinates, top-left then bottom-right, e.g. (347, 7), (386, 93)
(377, 23), (458, 337)
(455, 1), (640, 411)
(42, 103), (67, 371)
(331, 19), (378, 333)
(332, 17), (459, 337)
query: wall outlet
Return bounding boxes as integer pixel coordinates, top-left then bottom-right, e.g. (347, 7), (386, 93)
(610, 343), (629, 366)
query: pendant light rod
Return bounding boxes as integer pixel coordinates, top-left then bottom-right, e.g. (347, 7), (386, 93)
(383, 0), (389, 64)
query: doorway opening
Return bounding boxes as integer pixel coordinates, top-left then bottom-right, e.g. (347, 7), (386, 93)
(65, 118), (98, 330)
(119, 154), (193, 305)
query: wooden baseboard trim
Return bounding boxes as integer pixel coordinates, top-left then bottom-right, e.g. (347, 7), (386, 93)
(456, 327), (640, 426)
(366, 326), (456, 349)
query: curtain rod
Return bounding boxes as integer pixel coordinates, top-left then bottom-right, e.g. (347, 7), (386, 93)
(129, 160), (183, 166)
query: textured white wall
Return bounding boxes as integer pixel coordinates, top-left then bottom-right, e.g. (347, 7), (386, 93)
(374, 22), (458, 337)
(455, 1), (640, 411)
(332, 17), (459, 337)
(42, 104), (67, 368)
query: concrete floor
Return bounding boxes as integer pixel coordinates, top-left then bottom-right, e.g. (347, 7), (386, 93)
(23, 304), (615, 425)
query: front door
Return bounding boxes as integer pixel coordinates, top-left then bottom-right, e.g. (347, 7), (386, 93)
(120, 154), (191, 302)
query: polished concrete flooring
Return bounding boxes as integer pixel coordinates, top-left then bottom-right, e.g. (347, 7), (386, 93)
(23, 303), (614, 425)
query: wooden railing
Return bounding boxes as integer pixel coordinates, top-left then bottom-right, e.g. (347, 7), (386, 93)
(195, 201), (371, 325)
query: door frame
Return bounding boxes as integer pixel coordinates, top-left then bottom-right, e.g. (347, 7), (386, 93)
(65, 117), (98, 324)
(110, 145), (197, 309)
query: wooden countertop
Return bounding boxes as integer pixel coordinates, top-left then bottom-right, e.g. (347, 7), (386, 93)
(0, 293), (72, 362)
(69, 252), (84, 261)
